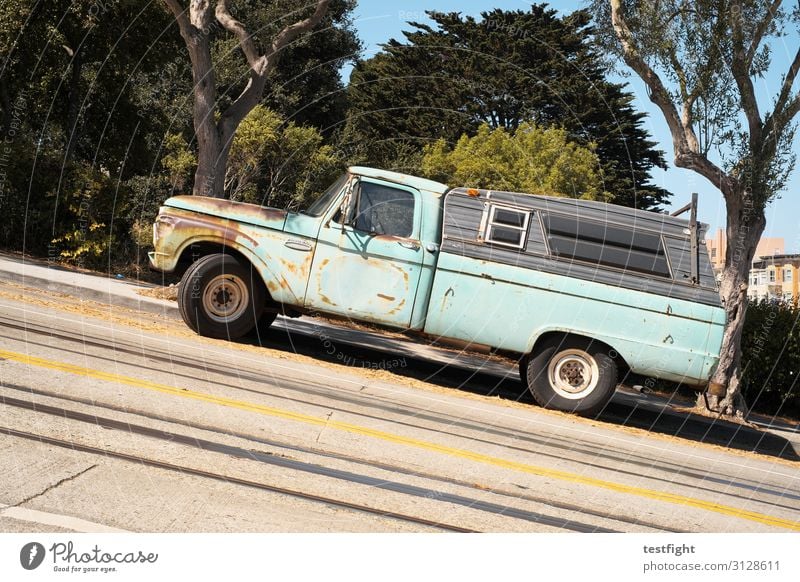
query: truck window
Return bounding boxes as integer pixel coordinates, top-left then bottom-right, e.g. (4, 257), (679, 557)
(303, 174), (349, 216)
(354, 182), (415, 237)
(483, 204), (531, 249)
(544, 213), (671, 278)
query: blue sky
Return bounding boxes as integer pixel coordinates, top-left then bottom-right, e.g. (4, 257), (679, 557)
(348, 1), (800, 250)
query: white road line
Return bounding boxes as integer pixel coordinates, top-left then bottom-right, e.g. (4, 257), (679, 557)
(0, 504), (129, 533)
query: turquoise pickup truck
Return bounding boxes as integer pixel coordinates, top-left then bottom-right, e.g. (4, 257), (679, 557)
(150, 166), (725, 415)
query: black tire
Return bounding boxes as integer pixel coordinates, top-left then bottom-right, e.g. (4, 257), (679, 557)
(254, 310), (278, 337)
(518, 356), (528, 387)
(524, 336), (617, 416)
(178, 253), (265, 339)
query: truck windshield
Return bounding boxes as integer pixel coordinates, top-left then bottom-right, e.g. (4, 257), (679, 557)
(302, 174), (349, 217)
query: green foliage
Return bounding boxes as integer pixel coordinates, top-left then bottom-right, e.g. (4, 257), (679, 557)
(421, 123), (609, 201)
(346, 5), (670, 210)
(225, 106), (341, 209)
(0, 1), (358, 272)
(161, 133), (197, 192)
(740, 300), (800, 417)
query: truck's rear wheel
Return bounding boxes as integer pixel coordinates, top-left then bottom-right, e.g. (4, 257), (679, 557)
(179, 253), (264, 339)
(524, 337), (617, 416)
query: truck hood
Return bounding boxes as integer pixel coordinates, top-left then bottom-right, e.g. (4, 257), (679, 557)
(163, 195), (287, 231)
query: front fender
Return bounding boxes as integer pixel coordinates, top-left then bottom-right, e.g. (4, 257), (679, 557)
(151, 211), (294, 303)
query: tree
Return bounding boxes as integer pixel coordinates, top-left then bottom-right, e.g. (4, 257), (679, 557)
(0, 1), (179, 264)
(224, 105), (340, 208)
(421, 123), (609, 201)
(206, 0), (360, 133)
(592, 0), (800, 417)
(162, 0), (332, 199)
(346, 6), (671, 210)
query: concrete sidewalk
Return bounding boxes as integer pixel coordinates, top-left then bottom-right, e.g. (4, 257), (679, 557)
(0, 253), (178, 317)
(1, 251), (798, 459)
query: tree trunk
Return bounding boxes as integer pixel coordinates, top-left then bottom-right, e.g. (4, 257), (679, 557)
(700, 193), (767, 418)
(165, 0), (330, 199)
(64, 47), (83, 164)
(185, 25), (225, 198)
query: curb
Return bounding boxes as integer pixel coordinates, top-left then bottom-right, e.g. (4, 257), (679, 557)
(0, 268), (180, 319)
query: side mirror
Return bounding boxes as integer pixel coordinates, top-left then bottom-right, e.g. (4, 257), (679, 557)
(336, 179), (358, 231)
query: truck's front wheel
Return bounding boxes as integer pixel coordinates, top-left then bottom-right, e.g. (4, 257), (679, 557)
(524, 337), (617, 416)
(178, 253), (265, 339)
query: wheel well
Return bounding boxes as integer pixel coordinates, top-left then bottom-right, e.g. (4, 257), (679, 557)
(177, 242), (270, 297)
(177, 241), (250, 275)
(529, 331), (630, 379)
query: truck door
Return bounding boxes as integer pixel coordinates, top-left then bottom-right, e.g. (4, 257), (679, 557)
(305, 177), (425, 329)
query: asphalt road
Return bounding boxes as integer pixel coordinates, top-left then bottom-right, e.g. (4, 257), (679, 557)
(0, 282), (799, 533)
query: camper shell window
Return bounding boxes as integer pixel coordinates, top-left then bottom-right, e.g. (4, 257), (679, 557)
(483, 204), (531, 249)
(543, 213), (671, 278)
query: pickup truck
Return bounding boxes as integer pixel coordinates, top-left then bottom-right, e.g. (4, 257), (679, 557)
(149, 166), (725, 415)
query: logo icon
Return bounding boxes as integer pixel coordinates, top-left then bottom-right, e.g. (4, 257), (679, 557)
(20, 542), (46, 570)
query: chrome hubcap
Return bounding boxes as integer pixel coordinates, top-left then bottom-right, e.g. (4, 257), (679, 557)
(548, 349), (599, 399)
(202, 274), (249, 323)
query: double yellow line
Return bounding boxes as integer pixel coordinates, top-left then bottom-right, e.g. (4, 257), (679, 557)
(2, 347), (798, 531)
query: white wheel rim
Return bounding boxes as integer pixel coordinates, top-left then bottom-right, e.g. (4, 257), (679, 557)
(202, 274), (249, 323)
(548, 349), (600, 400)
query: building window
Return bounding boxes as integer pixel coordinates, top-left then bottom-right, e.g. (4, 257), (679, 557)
(769, 270), (776, 283)
(785, 268), (793, 282)
(759, 272), (767, 284)
(711, 248), (717, 259)
(483, 204), (531, 249)
(542, 213), (671, 277)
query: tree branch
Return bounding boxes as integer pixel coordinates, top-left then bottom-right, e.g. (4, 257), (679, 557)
(773, 45), (800, 120)
(674, 151), (736, 196)
(262, 0), (331, 73)
(730, 1), (763, 146)
(163, 0), (193, 42)
(220, 71), (268, 138)
(221, 0), (331, 135)
(215, 0), (260, 67)
(746, 0), (783, 65)
(768, 92), (800, 139)
(189, 0), (212, 31)
(608, 0), (691, 155)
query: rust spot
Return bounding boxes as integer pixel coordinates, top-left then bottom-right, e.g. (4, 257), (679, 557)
(168, 196), (287, 223)
(171, 214), (259, 247)
(319, 258), (330, 268)
(377, 293), (395, 301)
(387, 298), (406, 315)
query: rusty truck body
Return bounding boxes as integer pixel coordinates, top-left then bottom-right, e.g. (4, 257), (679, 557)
(149, 166), (725, 415)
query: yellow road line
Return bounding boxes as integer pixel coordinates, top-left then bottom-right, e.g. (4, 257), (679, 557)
(2, 347), (799, 531)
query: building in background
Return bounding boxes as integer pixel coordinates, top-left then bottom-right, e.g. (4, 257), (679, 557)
(748, 255), (800, 302)
(705, 228), (784, 272)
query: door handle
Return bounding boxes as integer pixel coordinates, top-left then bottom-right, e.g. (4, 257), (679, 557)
(284, 239), (312, 252)
(397, 240), (420, 250)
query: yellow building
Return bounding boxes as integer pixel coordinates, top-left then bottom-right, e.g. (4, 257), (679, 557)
(748, 255), (800, 302)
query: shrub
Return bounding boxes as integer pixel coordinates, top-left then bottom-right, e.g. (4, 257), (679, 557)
(739, 299), (800, 418)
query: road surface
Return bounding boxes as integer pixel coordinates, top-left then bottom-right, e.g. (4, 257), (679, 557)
(0, 280), (799, 533)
